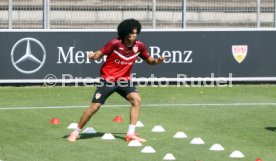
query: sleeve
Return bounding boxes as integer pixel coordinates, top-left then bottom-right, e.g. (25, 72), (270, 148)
(138, 43), (150, 60)
(100, 39), (116, 55)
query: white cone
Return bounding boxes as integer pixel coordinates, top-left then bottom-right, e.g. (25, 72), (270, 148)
(136, 121), (144, 127)
(101, 133), (115, 140)
(163, 153), (176, 160)
(209, 144), (224, 151)
(152, 125), (165, 132)
(190, 137), (205, 144)
(141, 146), (156, 153)
(83, 127), (96, 134)
(173, 131), (187, 138)
(229, 151), (245, 158)
(128, 140), (142, 147)
(67, 123), (78, 129)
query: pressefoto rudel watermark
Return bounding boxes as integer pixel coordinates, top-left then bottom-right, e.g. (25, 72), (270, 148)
(43, 73), (233, 87)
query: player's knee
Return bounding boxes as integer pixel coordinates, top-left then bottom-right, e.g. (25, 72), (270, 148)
(90, 104), (101, 112)
(131, 96), (141, 107)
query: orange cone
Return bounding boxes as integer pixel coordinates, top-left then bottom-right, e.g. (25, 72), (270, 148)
(256, 158), (262, 161)
(113, 116), (123, 122)
(50, 118), (61, 124)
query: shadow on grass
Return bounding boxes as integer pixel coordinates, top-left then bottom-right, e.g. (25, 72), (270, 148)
(265, 127), (276, 132)
(62, 132), (126, 141)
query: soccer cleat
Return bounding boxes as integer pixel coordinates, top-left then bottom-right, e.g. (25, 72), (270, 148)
(68, 131), (79, 142)
(125, 133), (146, 142)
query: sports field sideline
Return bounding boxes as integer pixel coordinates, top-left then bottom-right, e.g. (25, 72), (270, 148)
(0, 85), (276, 161)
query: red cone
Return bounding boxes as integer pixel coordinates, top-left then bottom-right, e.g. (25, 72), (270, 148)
(256, 158), (262, 161)
(50, 118), (61, 124)
(113, 116), (123, 122)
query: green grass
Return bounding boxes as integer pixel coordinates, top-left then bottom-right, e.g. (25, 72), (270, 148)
(0, 85), (276, 161)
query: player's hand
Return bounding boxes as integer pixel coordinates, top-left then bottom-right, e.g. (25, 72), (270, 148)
(88, 51), (95, 59)
(156, 56), (165, 64)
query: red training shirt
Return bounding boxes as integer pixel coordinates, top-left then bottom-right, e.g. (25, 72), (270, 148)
(100, 38), (150, 81)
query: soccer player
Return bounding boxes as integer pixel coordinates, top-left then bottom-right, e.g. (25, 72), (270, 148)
(68, 19), (164, 142)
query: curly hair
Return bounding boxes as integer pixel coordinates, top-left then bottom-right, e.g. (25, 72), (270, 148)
(117, 19), (141, 40)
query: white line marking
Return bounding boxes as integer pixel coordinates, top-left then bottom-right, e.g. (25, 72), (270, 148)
(1, 103), (276, 110)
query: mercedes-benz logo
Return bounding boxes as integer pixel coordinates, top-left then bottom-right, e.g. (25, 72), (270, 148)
(11, 37), (46, 74)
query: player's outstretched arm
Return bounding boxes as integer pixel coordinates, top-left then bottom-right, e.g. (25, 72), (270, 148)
(88, 51), (103, 60)
(145, 56), (164, 65)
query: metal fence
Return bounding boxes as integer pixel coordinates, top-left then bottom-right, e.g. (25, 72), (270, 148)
(1, 0), (276, 29)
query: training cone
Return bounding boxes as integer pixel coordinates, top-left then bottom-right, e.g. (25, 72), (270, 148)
(141, 146), (156, 153)
(83, 127), (96, 134)
(152, 125), (165, 132)
(256, 158), (262, 161)
(50, 118), (61, 124)
(229, 150), (245, 158)
(209, 144), (224, 151)
(101, 133), (115, 140)
(136, 121), (144, 127)
(128, 140), (142, 147)
(173, 131), (187, 138)
(67, 123), (78, 129)
(113, 116), (124, 122)
(163, 153), (176, 160)
(190, 137), (205, 144)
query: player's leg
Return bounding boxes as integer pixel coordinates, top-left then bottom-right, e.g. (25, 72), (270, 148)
(127, 92), (141, 126)
(77, 103), (102, 129)
(125, 92), (146, 142)
(68, 103), (101, 142)
(68, 80), (117, 142)
(116, 82), (146, 142)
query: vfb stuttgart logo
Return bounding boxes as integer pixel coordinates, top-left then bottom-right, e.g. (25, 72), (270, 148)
(232, 45), (248, 63)
(11, 37), (46, 74)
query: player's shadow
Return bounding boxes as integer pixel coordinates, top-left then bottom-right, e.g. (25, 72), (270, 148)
(62, 132), (126, 141)
(265, 127), (276, 132)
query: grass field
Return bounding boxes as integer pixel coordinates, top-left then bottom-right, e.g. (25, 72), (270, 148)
(0, 85), (276, 161)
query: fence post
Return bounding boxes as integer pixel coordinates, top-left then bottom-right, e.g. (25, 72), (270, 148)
(257, 0), (260, 28)
(43, 0), (50, 29)
(8, 0), (12, 29)
(182, 0), (187, 28)
(274, 0), (276, 27)
(152, 0), (156, 29)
